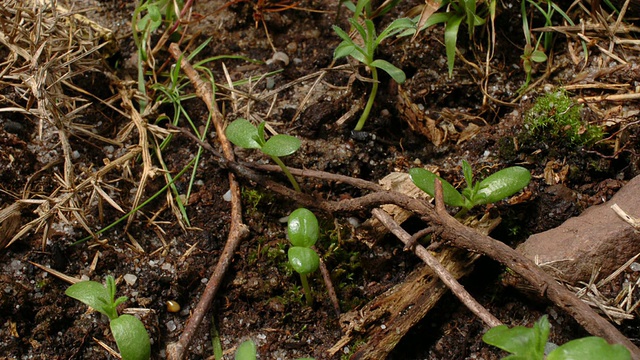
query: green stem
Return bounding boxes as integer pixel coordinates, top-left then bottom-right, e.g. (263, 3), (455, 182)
(299, 273), (313, 306)
(354, 66), (379, 131)
(270, 155), (301, 192)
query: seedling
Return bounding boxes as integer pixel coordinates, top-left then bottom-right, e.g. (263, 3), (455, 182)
(400, 0), (496, 78)
(483, 315), (630, 359)
(287, 208), (320, 306)
(332, 2), (414, 131)
(65, 275), (151, 360)
(410, 160), (530, 216)
(226, 118), (302, 192)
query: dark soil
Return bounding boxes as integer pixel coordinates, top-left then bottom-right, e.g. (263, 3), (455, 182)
(1, 0), (640, 359)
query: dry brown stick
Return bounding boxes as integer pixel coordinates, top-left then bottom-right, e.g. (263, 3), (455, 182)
(431, 179), (640, 359)
(372, 208), (502, 328)
(172, 127), (639, 355)
(166, 43), (249, 360)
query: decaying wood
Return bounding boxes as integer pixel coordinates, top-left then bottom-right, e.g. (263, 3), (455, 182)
(328, 244), (479, 358)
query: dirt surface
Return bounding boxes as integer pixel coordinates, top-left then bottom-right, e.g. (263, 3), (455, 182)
(1, 0), (640, 359)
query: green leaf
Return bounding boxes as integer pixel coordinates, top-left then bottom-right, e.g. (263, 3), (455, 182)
(370, 59), (406, 83)
(65, 280), (112, 318)
(332, 25), (353, 44)
(110, 314), (151, 360)
(444, 14), (463, 77)
(334, 41), (358, 59)
(473, 166), (531, 206)
(288, 208), (319, 247)
(288, 247), (320, 275)
(483, 315), (549, 359)
(547, 337), (630, 360)
(262, 134), (301, 157)
(377, 17), (415, 44)
(462, 160), (473, 190)
(409, 168), (465, 208)
(235, 340), (257, 360)
(225, 119), (261, 149)
(530, 50), (548, 63)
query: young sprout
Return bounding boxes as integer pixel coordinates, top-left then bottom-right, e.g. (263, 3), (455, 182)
(65, 275), (151, 360)
(332, 8), (414, 131)
(225, 118), (301, 192)
(234, 339), (315, 360)
(287, 208), (320, 306)
(483, 315), (630, 360)
(410, 160), (530, 217)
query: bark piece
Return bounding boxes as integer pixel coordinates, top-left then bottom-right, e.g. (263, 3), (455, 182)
(517, 175), (640, 285)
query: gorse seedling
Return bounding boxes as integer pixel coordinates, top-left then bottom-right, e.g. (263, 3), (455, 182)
(332, 0), (414, 131)
(410, 160), (530, 216)
(226, 118), (302, 192)
(287, 208), (320, 306)
(65, 275), (151, 360)
(483, 315), (630, 360)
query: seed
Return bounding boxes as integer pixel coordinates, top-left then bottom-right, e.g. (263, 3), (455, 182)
(166, 300), (181, 313)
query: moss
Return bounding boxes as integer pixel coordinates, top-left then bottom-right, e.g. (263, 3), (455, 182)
(525, 90), (603, 147)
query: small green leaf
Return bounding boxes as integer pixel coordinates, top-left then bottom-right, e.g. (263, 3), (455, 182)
(332, 25), (354, 44)
(65, 280), (112, 318)
(288, 247), (320, 275)
(462, 160), (473, 190)
(530, 50), (548, 63)
(377, 17), (415, 44)
(235, 340), (257, 360)
(334, 41), (357, 59)
(225, 119), (262, 149)
(370, 59), (406, 83)
(547, 337), (630, 360)
(482, 316), (549, 359)
(444, 14), (463, 77)
(262, 134), (301, 157)
(473, 166), (531, 206)
(110, 314), (151, 360)
(409, 168), (465, 208)
(288, 208), (319, 247)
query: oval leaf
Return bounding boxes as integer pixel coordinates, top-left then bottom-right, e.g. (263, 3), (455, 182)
(110, 314), (151, 360)
(288, 247), (320, 275)
(482, 316), (549, 359)
(474, 166), (531, 206)
(65, 281), (111, 317)
(409, 168), (465, 208)
(288, 208), (319, 247)
(548, 337), (630, 360)
(225, 118), (261, 149)
(262, 134), (301, 157)
(235, 339), (257, 360)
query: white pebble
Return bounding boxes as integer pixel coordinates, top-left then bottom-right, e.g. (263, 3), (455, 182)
(223, 189), (232, 202)
(123, 274), (137, 286)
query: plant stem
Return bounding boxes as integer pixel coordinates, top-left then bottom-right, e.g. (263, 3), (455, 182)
(270, 155), (301, 192)
(299, 273), (313, 306)
(354, 66), (379, 131)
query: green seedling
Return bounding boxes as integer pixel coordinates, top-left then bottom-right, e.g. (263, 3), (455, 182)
(332, 3), (414, 131)
(65, 275), (151, 360)
(287, 208), (320, 306)
(401, 0), (496, 78)
(410, 160), (530, 216)
(234, 339), (314, 360)
(226, 118), (302, 192)
(483, 315), (630, 360)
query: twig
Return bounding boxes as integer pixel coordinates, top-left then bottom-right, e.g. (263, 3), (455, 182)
(611, 204), (640, 229)
(372, 208), (502, 328)
(173, 125), (640, 357)
(432, 179), (640, 359)
(166, 44), (249, 360)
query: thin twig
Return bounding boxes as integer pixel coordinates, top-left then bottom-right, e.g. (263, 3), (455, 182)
(166, 43), (249, 360)
(372, 208), (502, 328)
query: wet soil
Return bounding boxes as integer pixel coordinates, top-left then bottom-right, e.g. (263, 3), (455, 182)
(1, 0), (640, 359)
